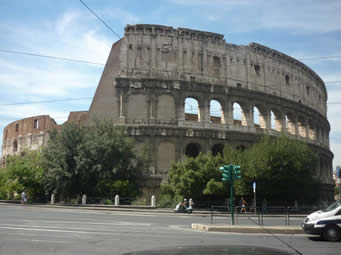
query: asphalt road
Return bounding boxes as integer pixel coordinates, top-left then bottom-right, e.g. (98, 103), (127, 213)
(0, 205), (340, 255)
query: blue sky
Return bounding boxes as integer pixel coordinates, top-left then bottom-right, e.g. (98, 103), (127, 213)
(1, 0), (341, 169)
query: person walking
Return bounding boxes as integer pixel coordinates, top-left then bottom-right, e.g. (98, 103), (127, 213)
(240, 197), (247, 213)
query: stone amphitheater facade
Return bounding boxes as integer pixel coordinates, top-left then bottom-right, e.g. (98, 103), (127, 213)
(1, 115), (58, 168)
(0, 112), (87, 168)
(1, 24), (334, 200)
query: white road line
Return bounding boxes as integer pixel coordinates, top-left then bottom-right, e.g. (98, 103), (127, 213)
(0, 232), (86, 239)
(0, 224), (129, 232)
(21, 219), (151, 226)
(0, 226), (115, 235)
(1, 238), (70, 243)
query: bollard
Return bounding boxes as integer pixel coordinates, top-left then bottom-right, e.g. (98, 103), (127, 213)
(189, 198), (193, 207)
(151, 195), (156, 207)
(82, 194), (86, 205)
(51, 194), (55, 205)
(115, 195), (120, 206)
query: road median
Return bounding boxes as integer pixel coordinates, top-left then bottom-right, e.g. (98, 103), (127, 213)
(192, 223), (304, 234)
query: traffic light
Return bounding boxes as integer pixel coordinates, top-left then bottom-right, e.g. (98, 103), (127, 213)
(233, 165), (241, 180)
(219, 165), (231, 182)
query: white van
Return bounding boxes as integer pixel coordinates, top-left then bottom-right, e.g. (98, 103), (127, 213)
(302, 200), (341, 241)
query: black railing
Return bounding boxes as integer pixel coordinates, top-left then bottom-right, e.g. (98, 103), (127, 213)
(210, 205), (320, 226)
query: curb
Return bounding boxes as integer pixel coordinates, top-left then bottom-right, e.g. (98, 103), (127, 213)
(192, 223), (304, 234)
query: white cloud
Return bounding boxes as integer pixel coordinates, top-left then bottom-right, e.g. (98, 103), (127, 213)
(0, 104), (69, 124)
(261, 1), (341, 33)
(56, 12), (80, 35)
(330, 142), (341, 169)
(0, 10), (112, 99)
(0, 59), (99, 97)
(171, 0), (341, 33)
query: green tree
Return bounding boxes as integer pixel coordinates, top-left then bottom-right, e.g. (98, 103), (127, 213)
(161, 135), (320, 204)
(0, 151), (45, 201)
(42, 123), (85, 200)
(233, 136), (320, 202)
(162, 153), (225, 202)
(42, 121), (144, 200)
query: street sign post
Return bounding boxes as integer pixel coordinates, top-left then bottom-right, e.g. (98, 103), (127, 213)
(253, 181), (256, 214)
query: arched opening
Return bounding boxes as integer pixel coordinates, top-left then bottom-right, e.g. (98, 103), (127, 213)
(13, 140), (18, 152)
(286, 113), (296, 135)
(298, 116), (306, 137)
(308, 120), (315, 140)
(210, 99), (224, 124)
(185, 97), (200, 122)
(273, 110), (282, 132)
(270, 110), (276, 130)
(253, 106), (260, 127)
(253, 105), (266, 128)
(233, 102), (246, 126)
(212, 143), (224, 156)
(185, 143), (201, 158)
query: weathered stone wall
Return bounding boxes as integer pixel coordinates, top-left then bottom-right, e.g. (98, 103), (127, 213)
(87, 24), (333, 201)
(1, 115), (58, 168)
(67, 111), (88, 126)
(0, 112), (88, 168)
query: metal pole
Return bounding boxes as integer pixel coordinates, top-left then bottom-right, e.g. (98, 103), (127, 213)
(254, 190), (256, 215)
(230, 178), (234, 225)
(287, 207), (290, 225)
(211, 206), (213, 224)
(253, 181), (256, 215)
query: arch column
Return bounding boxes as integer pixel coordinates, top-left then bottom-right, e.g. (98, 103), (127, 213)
(304, 119), (309, 139)
(118, 89), (127, 124)
(179, 97), (185, 121)
(199, 98), (209, 124)
(250, 106), (255, 127)
(265, 109), (271, 129)
(244, 104), (253, 127)
(280, 114), (286, 132)
(294, 117), (299, 136)
(226, 100), (234, 126)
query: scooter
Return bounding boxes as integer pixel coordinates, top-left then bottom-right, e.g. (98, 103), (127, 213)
(174, 203), (193, 213)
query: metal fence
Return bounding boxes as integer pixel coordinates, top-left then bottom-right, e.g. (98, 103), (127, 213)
(210, 205), (319, 226)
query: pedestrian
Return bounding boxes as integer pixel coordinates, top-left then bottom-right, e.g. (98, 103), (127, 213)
(240, 197), (247, 213)
(183, 198), (188, 208)
(21, 191), (27, 204)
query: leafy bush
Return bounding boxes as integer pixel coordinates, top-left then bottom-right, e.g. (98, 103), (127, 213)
(104, 199), (113, 205)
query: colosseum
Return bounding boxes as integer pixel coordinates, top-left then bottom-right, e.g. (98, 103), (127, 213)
(1, 24), (334, 200)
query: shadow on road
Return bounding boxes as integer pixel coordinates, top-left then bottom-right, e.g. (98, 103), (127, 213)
(308, 236), (325, 242)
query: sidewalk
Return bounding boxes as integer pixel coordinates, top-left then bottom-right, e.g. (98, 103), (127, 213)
(0, 201), (307, 217)
(192, 223), (304, 234)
